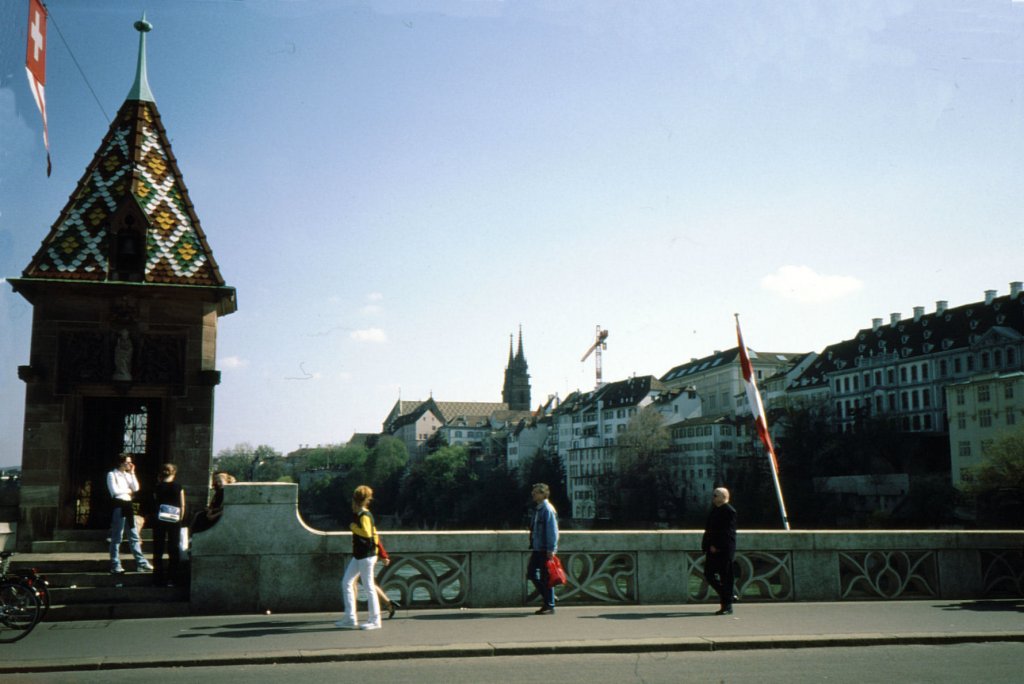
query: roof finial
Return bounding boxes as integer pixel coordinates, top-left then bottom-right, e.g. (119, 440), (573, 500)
(127, 14), (155, 102)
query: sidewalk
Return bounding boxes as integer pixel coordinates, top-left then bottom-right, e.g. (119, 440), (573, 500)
(2, 599), (1022, 674)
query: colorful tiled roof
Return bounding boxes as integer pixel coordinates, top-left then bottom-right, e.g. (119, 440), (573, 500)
(21, 21), (225, 288)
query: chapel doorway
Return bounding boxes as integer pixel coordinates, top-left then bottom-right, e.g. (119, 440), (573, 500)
(68, 398), (164, 529)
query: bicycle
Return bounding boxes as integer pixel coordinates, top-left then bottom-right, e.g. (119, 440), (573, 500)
(0, 551), (49, 643)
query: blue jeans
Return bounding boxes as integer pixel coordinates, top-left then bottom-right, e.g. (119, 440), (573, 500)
(527, 551), (554, 609)
(109, 505), (147, 570)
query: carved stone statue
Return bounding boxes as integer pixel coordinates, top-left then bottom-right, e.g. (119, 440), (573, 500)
(113, 329), (133, 381)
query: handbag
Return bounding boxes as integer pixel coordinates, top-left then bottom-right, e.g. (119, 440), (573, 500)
(158, 504), (182, 523)
(545, 554), (568, 588)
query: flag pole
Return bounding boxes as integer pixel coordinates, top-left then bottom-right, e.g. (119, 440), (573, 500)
(734, 314), (790, 531)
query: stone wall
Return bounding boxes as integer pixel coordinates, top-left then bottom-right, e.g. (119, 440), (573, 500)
(190, 483), (1024, 615)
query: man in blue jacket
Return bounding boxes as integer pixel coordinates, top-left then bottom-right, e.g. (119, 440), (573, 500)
(527, 482), (559, 614)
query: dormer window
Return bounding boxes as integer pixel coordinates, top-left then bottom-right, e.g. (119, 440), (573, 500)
(110, 213), (145, 282)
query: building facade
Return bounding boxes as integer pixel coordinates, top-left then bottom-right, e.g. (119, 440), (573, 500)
(947, 371), (1024, 488)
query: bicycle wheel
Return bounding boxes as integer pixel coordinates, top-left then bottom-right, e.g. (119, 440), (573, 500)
(0, 581), (42, 643)
(26, 576), (50, 623)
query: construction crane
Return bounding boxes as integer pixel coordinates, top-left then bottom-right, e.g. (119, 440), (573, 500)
(580, 325), (609, 388)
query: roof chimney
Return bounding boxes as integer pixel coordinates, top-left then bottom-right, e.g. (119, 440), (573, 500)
(913, 306), (924, 322)
(872, 318), (883, 332)
(985, 289), (997, 305)
(890, 312), (901, 325)
(936, 300), (948, 315)
(1011, 281), (1022, 299)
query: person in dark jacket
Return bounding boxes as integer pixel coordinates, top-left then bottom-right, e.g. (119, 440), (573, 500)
(702, 487), (737, 615)
(151, 463), (185, 586)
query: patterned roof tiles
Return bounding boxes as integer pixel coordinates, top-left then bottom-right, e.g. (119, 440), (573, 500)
(22, 99), (226, 288)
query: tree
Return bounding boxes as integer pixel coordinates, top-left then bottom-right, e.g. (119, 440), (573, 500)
(399, 446), (472, 527)
(364, 437), (409, 515)
(520, 451), (568, 522)
(213, 443), (284, 481)
(615, 407), (675, 525)
(965, 425), (1024, 527)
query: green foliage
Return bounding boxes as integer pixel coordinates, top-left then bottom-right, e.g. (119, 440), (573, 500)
(964, 425), (1024, 527)
(213, 443), (285, 482)
(520, 451), (568, 516)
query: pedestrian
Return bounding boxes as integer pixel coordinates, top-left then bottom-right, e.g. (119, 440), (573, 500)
(348, 538), (401, 619)
(336, 485), (382, 630)
(190, 471), (234, 534)
(152, 463), (185, 586)
(106, 453), (152, 574)
(526, 482), (559, 615)
(702, 486), (737, 615)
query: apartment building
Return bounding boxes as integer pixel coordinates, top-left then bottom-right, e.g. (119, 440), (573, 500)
(662, 348), (807, 417)
(789, 283), (1024, 440)
(947, 371), (1024, 488)
(556, 376), (702, 519)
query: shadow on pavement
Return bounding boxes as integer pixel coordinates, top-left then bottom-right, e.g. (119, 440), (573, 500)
(581, 611), (712, 620)
(406, 611), (531, 621)
(178, 620), (335, 639)
(937, 600), (1024, 613)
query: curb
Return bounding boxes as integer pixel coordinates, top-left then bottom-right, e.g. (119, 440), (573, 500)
(3, 632), (1024, 674)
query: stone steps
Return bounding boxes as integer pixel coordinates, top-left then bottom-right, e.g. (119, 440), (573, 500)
(9, 550), (191, 622)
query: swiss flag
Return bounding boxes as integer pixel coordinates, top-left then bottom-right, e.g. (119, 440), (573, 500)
(735, 317), (779, 474)
(25, 0), (51, 176)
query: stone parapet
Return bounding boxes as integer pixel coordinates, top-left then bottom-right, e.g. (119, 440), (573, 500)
(189, 483), (1024, 614)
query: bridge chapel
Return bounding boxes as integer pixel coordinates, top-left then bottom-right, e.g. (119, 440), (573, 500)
(7, 20), (236, 549)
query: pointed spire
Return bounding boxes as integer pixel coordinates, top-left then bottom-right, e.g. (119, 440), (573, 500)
(507, 334), (515, 366)
(515, 325), (526, 363)
(127, 15), (155, 103)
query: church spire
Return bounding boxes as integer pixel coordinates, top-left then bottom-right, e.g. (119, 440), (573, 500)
(502, 326), (531, 411)
(127, 15), (154, 103)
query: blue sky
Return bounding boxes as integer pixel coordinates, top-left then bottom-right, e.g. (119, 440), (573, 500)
(2, 0), (1023, 467)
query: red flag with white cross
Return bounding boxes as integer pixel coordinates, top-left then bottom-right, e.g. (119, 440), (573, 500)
(735, 314), (790, 529)
(25, 0), (51, 176)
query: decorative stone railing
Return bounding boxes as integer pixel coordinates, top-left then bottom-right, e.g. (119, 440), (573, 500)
(189, 483), (1024, 614)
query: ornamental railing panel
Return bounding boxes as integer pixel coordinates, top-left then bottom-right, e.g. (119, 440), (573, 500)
(687, 551), (793, 602)
(526, 552), (638, 604)
(980, 549), (1024, 598)
(371, 553), (470, 608)
(839, 550), (938, 599)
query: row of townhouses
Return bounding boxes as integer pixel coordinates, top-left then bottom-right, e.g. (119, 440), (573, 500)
(379, 282), (1024, 520)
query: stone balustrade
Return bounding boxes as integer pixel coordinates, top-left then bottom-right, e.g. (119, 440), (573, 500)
(189, 483), (1024, 614)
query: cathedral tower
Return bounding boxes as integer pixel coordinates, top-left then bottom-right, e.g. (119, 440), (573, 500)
(502, 327), (531, 411)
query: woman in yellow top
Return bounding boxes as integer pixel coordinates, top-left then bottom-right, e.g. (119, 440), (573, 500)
(336, 485), (382, 630)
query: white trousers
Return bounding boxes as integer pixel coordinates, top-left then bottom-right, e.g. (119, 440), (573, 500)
(341, 555), (380, 626)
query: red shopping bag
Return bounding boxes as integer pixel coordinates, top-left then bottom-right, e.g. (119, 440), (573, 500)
(546, 554), (568, 588)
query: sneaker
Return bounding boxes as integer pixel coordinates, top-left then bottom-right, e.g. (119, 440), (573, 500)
(715, 607), (733, 615)
(359, 622), (381, 630)
(534, 606), (555, 615)
(110, 568), (126, 575)
(136, 564), (154, 572)
(334, 619), (358, 629)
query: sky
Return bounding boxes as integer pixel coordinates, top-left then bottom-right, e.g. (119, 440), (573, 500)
(2, 0), (1023, 468)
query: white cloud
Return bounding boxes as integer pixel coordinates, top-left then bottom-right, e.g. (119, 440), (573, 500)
(761, 265), (863, 304)
(219, 355), (249, 369)
(360, 304), (383, 315)
(350, 328), (388, 343)
(367, 292), (384, 302)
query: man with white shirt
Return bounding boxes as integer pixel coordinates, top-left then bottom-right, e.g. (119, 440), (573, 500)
(107, 454), (153, 574)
